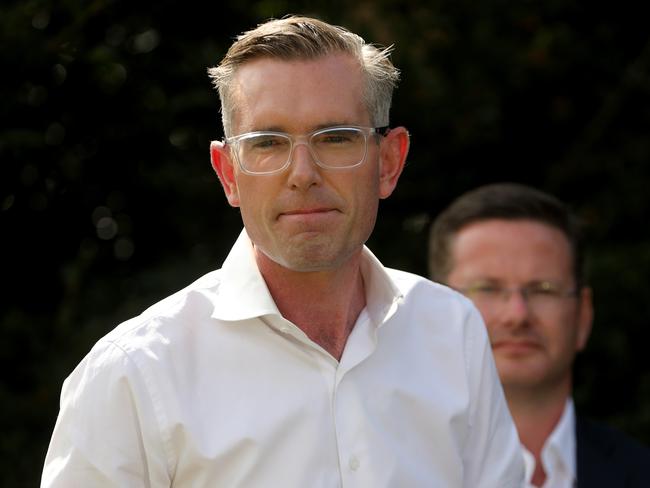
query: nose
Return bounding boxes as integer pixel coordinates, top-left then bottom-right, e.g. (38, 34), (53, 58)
(496, 289), (531, 328)
(286, 141), (322, 190)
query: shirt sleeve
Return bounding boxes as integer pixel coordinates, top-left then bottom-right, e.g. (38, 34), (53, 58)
(461, 305), (525, 488)
(41, 340), (172, 487)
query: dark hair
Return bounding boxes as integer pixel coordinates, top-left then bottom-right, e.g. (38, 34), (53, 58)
(429, 183), (585, 287)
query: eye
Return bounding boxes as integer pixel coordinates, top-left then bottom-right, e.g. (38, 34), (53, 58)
(249, 135), (287, 150)
(528, 281), (560, 296)
(466, 283), (502, 296)
(323, 136), (348, 144)
(314, 129), (361, 145)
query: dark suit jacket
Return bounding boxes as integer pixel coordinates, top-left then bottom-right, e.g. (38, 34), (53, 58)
(576, 416), (650, 487)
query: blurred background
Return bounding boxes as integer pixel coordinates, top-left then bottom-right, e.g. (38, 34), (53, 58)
(2, 0), (649, 485)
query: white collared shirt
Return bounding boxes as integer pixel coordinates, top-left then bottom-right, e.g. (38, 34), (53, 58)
(523, 399), (576, 488)
(42, 230), (524, 487)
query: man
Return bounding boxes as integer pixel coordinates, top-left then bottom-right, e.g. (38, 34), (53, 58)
(429, 182), (650, 487)
(42, 17), (524, 486)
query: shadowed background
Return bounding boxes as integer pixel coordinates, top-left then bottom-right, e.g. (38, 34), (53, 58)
(2, 0), (649, 485)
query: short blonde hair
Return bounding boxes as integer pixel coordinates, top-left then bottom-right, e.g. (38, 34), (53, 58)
(208, 16), (400, 136)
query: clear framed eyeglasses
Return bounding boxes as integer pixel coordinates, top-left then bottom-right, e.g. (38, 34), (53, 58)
(457, 280), (578, 313)
(223, 125), (390, 175)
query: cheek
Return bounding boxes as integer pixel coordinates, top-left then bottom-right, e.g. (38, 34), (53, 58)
(539, 311), (580, 352)
(358, 188), (379, 217)
(354, 170), (380, 211)
(235, 179), (267, 222)
(553, 322), (580, 351)
(235, 171), (270, 204)
(352, 187), (379, 236)
(552, 307), (578, 331)
(472, 304), (495, 330)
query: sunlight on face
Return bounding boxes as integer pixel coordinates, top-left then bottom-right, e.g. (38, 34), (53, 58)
(228, 54), (382, 273)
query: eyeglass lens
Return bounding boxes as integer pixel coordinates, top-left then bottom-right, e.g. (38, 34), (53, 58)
(235, 128), (367, 173)
(465, 284), (575, 312)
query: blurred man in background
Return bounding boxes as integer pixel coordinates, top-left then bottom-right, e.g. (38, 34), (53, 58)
(429, 182), (650, 487)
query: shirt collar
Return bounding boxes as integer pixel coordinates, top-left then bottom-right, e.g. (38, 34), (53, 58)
(210, 229), (281, 321)
(543, 398), (576, 481)
(359, 243), (404, 327)
(522, 398), (576, 486)
(210, 229), (404, 326)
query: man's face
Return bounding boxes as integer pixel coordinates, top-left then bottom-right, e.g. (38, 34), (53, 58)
(213, 53), (405, 272)
(446, 219), (592, 394)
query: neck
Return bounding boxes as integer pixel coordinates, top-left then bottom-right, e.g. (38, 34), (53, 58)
(504, 380), (571, 486)
(256, 249), (366, 361)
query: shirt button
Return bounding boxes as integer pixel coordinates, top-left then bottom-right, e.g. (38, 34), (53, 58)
(349, 456), (360, 471)
(279, 325), (291, 334)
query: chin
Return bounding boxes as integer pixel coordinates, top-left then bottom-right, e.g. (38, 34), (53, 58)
(500, 369), (555, 390)
(281, 254), (349, 272)
(278, 242), (360, 271)
(497, 359), (550, 385)
(260, 247), (339, 272)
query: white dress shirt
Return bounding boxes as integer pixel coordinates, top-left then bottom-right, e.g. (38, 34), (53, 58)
(42, 230), (524, 487)
(523, 399), (576, 488)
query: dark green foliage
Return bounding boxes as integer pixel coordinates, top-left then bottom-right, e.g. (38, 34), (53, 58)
(2, 1), (649, 485)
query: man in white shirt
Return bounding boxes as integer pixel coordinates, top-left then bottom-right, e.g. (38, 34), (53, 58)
(42, 16), (524, 487)
(429, 182), (650, 487)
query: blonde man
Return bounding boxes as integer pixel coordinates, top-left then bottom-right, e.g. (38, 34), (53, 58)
(43, 17), (523, 487)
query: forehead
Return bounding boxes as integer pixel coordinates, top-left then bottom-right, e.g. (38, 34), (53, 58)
(449, 219), (574, 282)
(229, 53), (368, 133)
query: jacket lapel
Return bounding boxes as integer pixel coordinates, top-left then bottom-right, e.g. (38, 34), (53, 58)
(576, 417), (623, 488)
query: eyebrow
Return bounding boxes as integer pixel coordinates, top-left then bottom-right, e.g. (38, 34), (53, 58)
(466, 278), (567, 287)
(314, 121), (358, 130)
(465, 277), (501, 284)
(249, 121), (361, 133)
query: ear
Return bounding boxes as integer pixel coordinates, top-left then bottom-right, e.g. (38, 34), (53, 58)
(575, 286), (594, 351)
(378, 126), (410, 199)
(210, 140), (240, 207)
